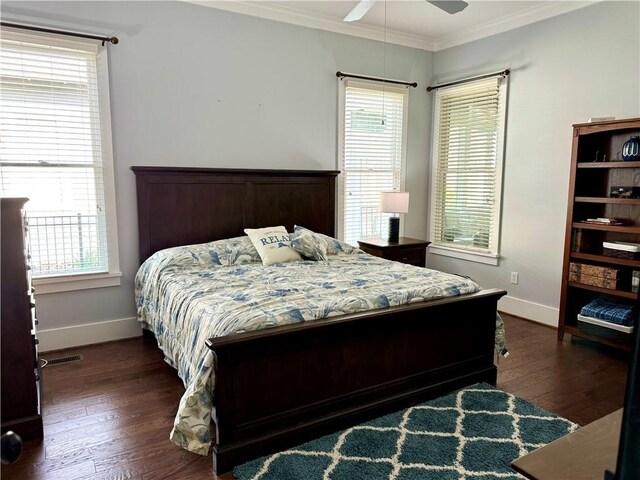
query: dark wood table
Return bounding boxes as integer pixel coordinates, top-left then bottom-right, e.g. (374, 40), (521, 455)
(357, 237), (430, 267)
(511, 409), (622, 480)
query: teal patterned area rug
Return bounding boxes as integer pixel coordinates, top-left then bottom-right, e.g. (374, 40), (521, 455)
(233, 383), (578, 480)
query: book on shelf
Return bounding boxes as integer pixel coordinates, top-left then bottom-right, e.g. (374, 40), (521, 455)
(602, 241), (640, 260)
(602, 241), (640, 252)
(583, 218), (623, 225)
(571, 229), (593, 252)
(571, 229), (580, 252)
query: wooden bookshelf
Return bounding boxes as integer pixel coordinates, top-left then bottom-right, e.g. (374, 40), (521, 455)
(559, 118), (640, 350)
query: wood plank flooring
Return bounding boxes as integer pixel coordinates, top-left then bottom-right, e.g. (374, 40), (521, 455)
(1, 314), (629, 480)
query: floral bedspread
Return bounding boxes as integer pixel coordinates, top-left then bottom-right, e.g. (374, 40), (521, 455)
(135, 236), (502, 455)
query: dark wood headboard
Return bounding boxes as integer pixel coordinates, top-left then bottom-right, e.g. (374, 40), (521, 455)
(132, 167), (339, 262)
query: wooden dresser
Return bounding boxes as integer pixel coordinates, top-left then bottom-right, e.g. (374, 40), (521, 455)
(1, 198), (43, 441)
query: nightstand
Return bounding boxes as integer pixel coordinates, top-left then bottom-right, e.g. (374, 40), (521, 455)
(357, 237), (430, 267)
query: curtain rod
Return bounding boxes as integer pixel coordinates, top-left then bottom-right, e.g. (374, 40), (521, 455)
(426, 69), (509, 92)
(1, 21), (119, 46)
(336, 71), (418, 88)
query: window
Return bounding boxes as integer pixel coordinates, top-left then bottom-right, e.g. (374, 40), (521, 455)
(0, 29), (120, 293)
(429, 76), (507, 265)
(338, 79), (408, 245)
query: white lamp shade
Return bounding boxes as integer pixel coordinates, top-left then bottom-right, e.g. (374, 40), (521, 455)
(380, 191), (410, 214)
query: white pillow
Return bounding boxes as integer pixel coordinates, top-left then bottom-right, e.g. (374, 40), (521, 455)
(244, 226), (302, 266)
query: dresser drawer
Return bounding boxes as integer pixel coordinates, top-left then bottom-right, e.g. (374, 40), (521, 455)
(383, 249), (425, 267)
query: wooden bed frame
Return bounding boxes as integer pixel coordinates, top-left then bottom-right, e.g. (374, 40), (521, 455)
(132, 166), (506, 474)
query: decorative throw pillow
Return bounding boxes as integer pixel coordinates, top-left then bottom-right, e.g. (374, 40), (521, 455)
(244, 226), (302, 266)
(315, 232), (357, 255)
(291, 226), (328, 261)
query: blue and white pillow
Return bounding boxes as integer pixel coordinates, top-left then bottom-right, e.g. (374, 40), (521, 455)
(291, 226), (328, 261)
(316, 232), (358, 255)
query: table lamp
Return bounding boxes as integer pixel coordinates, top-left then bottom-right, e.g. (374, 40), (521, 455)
(380, 191), (409, 243)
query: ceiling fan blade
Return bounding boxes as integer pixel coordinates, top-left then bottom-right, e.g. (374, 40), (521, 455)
(344, 0), (377, 22)
(427, 1), (468, 14)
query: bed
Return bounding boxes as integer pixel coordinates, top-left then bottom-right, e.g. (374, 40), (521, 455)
(132, 166), (507, 473)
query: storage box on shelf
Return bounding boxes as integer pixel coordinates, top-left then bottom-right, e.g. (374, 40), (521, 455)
(559, 118), (640, 351)
(576, 298), (635, 345)
(569, 273), (619, 290)
(577, 315), (633, 334)
(602, 241), (640, 260)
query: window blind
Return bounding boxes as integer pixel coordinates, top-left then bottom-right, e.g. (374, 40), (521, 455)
(340, 80), (408, 246)
(0, 31), (108, 277)
(431, 77), (506, 256)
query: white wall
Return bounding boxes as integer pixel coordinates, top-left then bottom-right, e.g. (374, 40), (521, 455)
(4, 1), (638, 348)
(429, 1), (640, 326)
(1, 1), (434, 350)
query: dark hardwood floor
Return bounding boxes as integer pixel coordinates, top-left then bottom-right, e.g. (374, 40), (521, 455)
(1, 314), (629, 480)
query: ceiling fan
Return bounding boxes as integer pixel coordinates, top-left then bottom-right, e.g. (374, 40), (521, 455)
(344, 0), (468, 22)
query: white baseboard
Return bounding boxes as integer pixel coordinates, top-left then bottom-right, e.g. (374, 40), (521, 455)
(36, 297), (557, 351)
(38, 317), (141, 352)
(498, 295), (559, 328)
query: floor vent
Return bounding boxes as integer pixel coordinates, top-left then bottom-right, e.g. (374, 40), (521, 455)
(42, 354), (83, 367)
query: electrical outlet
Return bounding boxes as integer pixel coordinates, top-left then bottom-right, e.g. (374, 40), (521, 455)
(510, 272), (519, 285)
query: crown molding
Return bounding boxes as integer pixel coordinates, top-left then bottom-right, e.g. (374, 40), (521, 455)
(185, 1), (437, 51)
(435, 1), (598, 51)
(184, 1), (599, 53)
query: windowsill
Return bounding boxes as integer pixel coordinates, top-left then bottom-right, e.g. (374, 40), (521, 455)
(429, 245), (499, 266)
(32, 271), (122, 294)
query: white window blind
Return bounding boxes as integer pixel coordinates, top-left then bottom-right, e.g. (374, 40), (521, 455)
(339, 79), (408, 246)
(430, 76), (507, 262)
(0, 30), (111, 278)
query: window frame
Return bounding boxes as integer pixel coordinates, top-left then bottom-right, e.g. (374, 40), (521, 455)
(428, 76), (508, 266)
(337, 78), (409, 245)
(1, 28), (120, 294)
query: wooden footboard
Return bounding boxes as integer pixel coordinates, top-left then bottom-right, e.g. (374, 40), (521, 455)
(207, 288), (506, 473)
